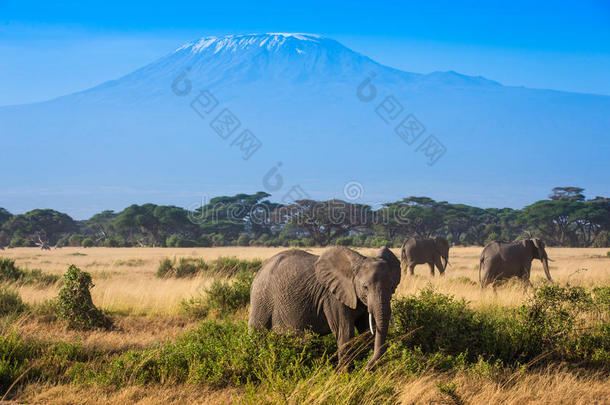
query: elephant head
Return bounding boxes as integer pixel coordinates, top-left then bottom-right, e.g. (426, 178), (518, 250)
(433, 236), (449, 273)
(528, 238), (552, 282)
(315, 246), (401, 368)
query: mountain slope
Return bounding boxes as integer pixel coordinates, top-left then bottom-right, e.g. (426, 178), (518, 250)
(1, 33), (608, 218)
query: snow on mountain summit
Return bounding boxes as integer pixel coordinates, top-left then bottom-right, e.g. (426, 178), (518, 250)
(177, 33), (327, 55)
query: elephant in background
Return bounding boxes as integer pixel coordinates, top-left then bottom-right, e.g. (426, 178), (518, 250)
(248, 246), (401, 368)
(479, 238), (553, 287)
(400, 236), (449, 276)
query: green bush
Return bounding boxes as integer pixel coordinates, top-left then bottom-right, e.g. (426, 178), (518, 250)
(0, 258), (23, 281)
(156, 257), (207, 278)
(182, 270), (254, 319)
(99, 320), (335, 388)
(68, 234), (84, 247)
(334, 236), (354, 246)
(166, 234), (198, 247)
(156, 256), (262, 279)
(237, 234), (250, 246)
(0, 333), (40, 392)
(56, 265), (110, 330)
(81, 238), (95, 248)
(104, 237), (125, 247)
(0, 258), (59, 286)
(56, 236), (70, 247)
(391, 285), (610, 365)
(209, 256), (262, 277)
(0, 332), (92, 394)
(211, 234), (226, 246)
(0, 288), (27, 315)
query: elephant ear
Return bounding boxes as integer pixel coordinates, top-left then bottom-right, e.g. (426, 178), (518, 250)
(376, 247), (401, 292)
(315, 247), (363, 309)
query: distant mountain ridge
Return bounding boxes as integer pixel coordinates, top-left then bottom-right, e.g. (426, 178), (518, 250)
(1, 33), (608, 218)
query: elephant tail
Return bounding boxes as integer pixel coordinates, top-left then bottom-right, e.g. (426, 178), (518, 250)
(478, 256), (484, 284)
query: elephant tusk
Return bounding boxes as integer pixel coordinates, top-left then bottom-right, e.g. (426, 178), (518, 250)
(369, 313), (375, 335)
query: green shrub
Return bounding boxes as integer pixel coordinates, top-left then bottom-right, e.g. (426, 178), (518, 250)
(209, 256), (262, 277)
(334, 236), (354, 246)
(68, 234), (84, 247)
(0, 332), (92, 394)
(0, 258), (23, 281)
(0, 258), (59, 286)
(0, 289), (27, 315)
(56, 265), (110, 330)
(104, 237), (124, 247)
(56, 236), (70, 247)
(392, 288), (502, 361)
(156, 258), (174, 278)
(166, 234), (198, 247)
(0, 333), (40, 392)
(99, 320), (335, 388)
(21, 269), (60, 286)
(237, 234), (250, 246)
(81, 238), (95, 248)
(182, 270), (254, 319)
(212, 234), (226, 246)
(156, 256), (262, 279)
(156, 257), (207, 278)
(391, 285), (610, 366)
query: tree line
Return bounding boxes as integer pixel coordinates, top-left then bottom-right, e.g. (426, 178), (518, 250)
(0, 187), (608, 248)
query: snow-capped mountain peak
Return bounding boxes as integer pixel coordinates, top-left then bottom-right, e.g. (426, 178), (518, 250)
(176, 33), (325, 55)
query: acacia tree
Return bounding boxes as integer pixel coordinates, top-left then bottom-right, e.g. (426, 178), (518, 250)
(2, 209), (77, 245)
(375, 197), (445, 240)
(521, 200), (578, 246)
(274, 199), (373, 246)
(549, 187), (585, 202)
(191, 192), (277, 240)
(113, 204), (195, 246)
(570, 198), (610, 246)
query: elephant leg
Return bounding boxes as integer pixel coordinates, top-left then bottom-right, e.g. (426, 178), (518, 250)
(248, 293), (272, 330)
(428, 262), (435, 276)
(324, 305), (356, 368)
(521, 265), (533, 290)
(434, 256), (445, 276)
(336, 322), (356, 369)
(480, 265), (490, 288)
(409, 263), (415, 276)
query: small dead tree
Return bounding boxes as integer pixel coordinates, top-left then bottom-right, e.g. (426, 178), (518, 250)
(34, 232), (51, 250)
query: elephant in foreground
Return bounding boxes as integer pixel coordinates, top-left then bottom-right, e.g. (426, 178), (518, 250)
(400, 237), (449, 276)
(248, 246), (401, 368)
(479, 238), (553, 287)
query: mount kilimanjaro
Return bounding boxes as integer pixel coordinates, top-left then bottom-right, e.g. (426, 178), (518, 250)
(1, 33), (609, 218)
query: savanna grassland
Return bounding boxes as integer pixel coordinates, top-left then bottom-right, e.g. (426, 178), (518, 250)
(0, 246), (609, 404)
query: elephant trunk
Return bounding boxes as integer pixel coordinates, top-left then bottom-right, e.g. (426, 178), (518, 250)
(367, 298), (391, 369)
(542, 257), (553, 282)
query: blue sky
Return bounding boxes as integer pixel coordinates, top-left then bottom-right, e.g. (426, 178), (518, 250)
(1, 0), (609, 106)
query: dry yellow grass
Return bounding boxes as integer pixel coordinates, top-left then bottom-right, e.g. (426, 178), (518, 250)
(18, 383), (241, 405)
(397, 366), (610, 405)
(3, 246), (608, 314)
(14, 367), (609, 405)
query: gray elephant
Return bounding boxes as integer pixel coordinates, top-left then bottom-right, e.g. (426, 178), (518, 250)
(248, 246), (401, 368)
(400, 236), (449, 276)
(479, 238), (553, 287)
